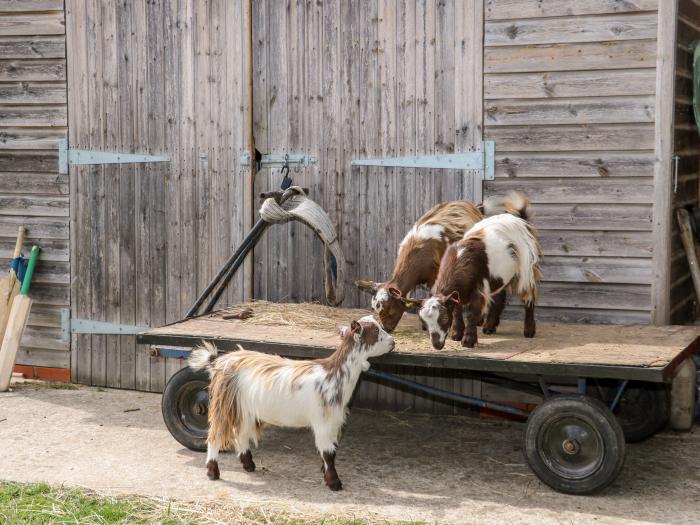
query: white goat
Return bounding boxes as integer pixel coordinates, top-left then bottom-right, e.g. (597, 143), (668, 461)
(188, 315), (395, 491)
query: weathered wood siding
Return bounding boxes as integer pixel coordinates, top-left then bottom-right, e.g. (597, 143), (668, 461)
(252, 0), (483, 307)
(670, 0), (700, 323)
(483, 0), (659, 324)
(66, 0), (249, 390)
(0, 1), (68, 370)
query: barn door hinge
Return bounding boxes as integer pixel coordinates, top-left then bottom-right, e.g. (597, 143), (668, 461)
(58, 139), (170, 175)
(60, 309), (149, 342)
(351, 141), (495, 180)
(240, 151), (317, 169)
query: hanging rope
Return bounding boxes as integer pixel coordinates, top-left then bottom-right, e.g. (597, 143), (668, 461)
(259, 186), (345, 306)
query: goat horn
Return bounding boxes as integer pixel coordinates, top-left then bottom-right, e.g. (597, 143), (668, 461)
(354, 280), (380, 295)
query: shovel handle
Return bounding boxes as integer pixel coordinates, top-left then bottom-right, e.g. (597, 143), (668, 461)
(19, 245), (40, 296)
(12, 226), (25, 259)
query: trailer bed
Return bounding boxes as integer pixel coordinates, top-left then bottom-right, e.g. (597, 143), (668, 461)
(138, 302), (699, 383)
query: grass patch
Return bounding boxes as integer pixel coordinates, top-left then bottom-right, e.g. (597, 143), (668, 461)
(0, 482), (421, 525)
(0, 482), (194, 524)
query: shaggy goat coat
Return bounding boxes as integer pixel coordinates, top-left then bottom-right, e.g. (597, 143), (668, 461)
(357, 200), (483, 332)
(189, 315), (394, 490)
(420, 192), (542, 349)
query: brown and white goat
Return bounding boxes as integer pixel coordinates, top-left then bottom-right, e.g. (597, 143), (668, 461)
(188, 315), (394, 491)
(418, 193), (542, 349)
(355, 200), (483, 335)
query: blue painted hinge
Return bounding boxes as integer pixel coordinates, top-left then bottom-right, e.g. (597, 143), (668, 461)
(352, 141), (495, 180)
(58, 139), (170, 175)
(60, 309), (149, 342)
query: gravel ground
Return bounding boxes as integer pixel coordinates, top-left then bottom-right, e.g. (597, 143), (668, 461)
(1, 384), (699, 525)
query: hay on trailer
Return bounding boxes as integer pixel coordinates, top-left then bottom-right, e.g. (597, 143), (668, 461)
(210, 301), (369, 331)
(208, 301), (432, 349)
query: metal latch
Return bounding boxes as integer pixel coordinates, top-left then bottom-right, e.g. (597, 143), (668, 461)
(58, 139), (170, 175)
(240, 151), (317, 169)
(352, 141), (495, 180)
(60, 309), (149, 342)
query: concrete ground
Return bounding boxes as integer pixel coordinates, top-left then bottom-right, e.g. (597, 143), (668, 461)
(1, 383), (699, 525)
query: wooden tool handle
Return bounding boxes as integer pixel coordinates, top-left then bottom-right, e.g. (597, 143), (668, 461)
(12, 226), (25, 259)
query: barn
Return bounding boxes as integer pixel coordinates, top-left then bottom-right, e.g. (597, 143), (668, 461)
(0, 0), (698, 409)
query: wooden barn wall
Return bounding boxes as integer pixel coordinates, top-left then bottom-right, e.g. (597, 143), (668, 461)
(66, 0), (249, 390)
(0, 1), (69, 371)
(670, 0), (700, 324)
(483, 0), (659, 325)
(251, 0), (485, 414)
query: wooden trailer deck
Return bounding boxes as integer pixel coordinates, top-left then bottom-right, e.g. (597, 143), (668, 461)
(138, 302), (700, 383)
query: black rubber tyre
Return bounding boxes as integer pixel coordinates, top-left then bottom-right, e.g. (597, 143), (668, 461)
(588, 381), (669, 443)
(524, 395), (625, 495)
(161, 367), (210, 451)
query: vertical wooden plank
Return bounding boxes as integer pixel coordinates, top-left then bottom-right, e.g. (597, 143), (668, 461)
(194, 0), (211, 310)
(339, 0), (361, 307)
(116, 0), (136, 390)
(133, 0), (151, 391)
(651, 2), (678, 324)
(85, 0), (106, 387)
(229, 0), (247, 306)
(435, 0), (457, 202)
(179, 0), (197, 319)
(146, 0), (167, 392)
(306, 0), (324, 304)
(287, 0), (303, 302)
(102, 0), (120, 388)
(456, 0), (484, 204)
(66, 0), (90, 384)
(252, 0), (269, 301)
(163, 0), (183, 383)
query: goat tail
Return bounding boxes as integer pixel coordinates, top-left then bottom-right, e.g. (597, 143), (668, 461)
(189, 340), (219, 371)
(515, 228), (543, 306)
(484, 191), (533, 222)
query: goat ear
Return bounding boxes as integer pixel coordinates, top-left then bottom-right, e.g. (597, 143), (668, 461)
(388, 287), (402, 299)
(447, 291), (461, 304)
(350, 319), (364, 335)
(354, 279), (380, 296)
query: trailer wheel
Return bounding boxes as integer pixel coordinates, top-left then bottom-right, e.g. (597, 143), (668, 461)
(524, 395), (625, 495)
(589, 381), (669, 443)
(162, 367), (210, 451)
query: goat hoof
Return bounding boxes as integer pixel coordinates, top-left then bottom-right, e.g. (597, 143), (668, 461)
(240, 451), (256, 472)
(206, 460), (220, 481)
(462, 336), (477, 348)
(483, 326), (496, 335)
(325, 478), (343, 491)
(450, 331), (463, 341)
(524, 329), (535, 338)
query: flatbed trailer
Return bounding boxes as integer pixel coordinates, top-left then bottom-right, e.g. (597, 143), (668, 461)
(139, 301), (699, 495)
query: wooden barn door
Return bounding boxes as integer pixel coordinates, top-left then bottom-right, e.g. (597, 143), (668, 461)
(253, 0), (484, 309)
(66, 1), (250, 390)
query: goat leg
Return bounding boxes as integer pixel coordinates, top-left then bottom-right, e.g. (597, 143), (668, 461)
(462, 293), (481, 348)
(483, 289), (507, 335)
(239, 450), (256, 472)
(322, 450), (342, 491)
(449, 303), (465, 341)
(524, 302), (536, 338)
